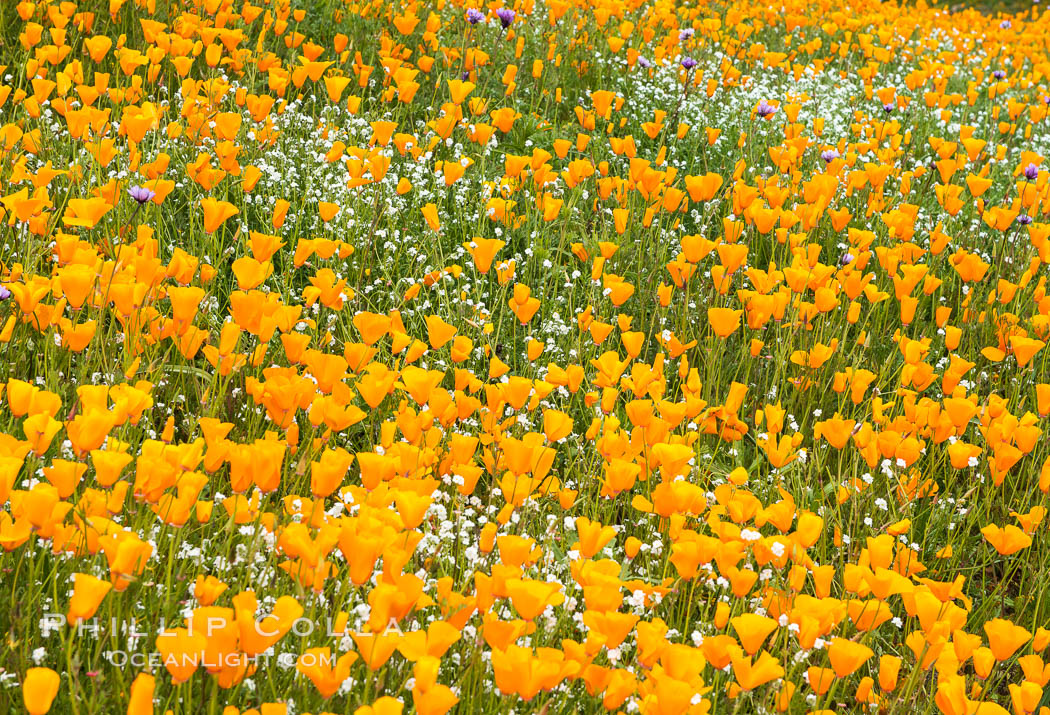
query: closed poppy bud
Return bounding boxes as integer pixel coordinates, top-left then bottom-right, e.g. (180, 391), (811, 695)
(847, 300), (861, 323)
(422, 203), (440, 232)
(775, 680), (795, 711)
(855, 676), (875, 703)
(479, 522), (497, 553)
(878, 654), (901, 691)
(728, 467), (748, 485)
(161, 416), (175, 442)
(795, 511), (823, 548)
(945, 325), (962, 350)
(23, 668), (61, 715)
(496, 504), (514, 525)
(807, 666), (836, 695)
(1034, 627), (1050, 651)
(527, 339), (545, 361)
(714, 602), (731, 629)
(127, 673), (155, 715)
(272, 198), (290, 229)
(625, 536), (641, 558)
(973, 646), (996, 678)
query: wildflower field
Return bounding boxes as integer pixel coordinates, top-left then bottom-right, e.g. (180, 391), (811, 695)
(4, 0), (1050, 712)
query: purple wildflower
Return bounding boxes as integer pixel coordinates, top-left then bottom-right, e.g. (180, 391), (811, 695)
(681, 56), (697, 70)
(756, 100), (776, 118)
(638, 57), (652, 69)
(679, 28), (694, 41)
(1024, 163), (1039, 181)
(883, 103), (894, 113)
(466, 8), (484, 24)
(0, 285), (9, 301)
(1018, 214), (1033, 225)
(993, 70), (1006, 80)
(840, 252), (855, 266)
(127, 186), (156, 204)
(496, 8), (515, 28)
(821, 149), (840, 163)
(1000, 20), (1011, 28)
